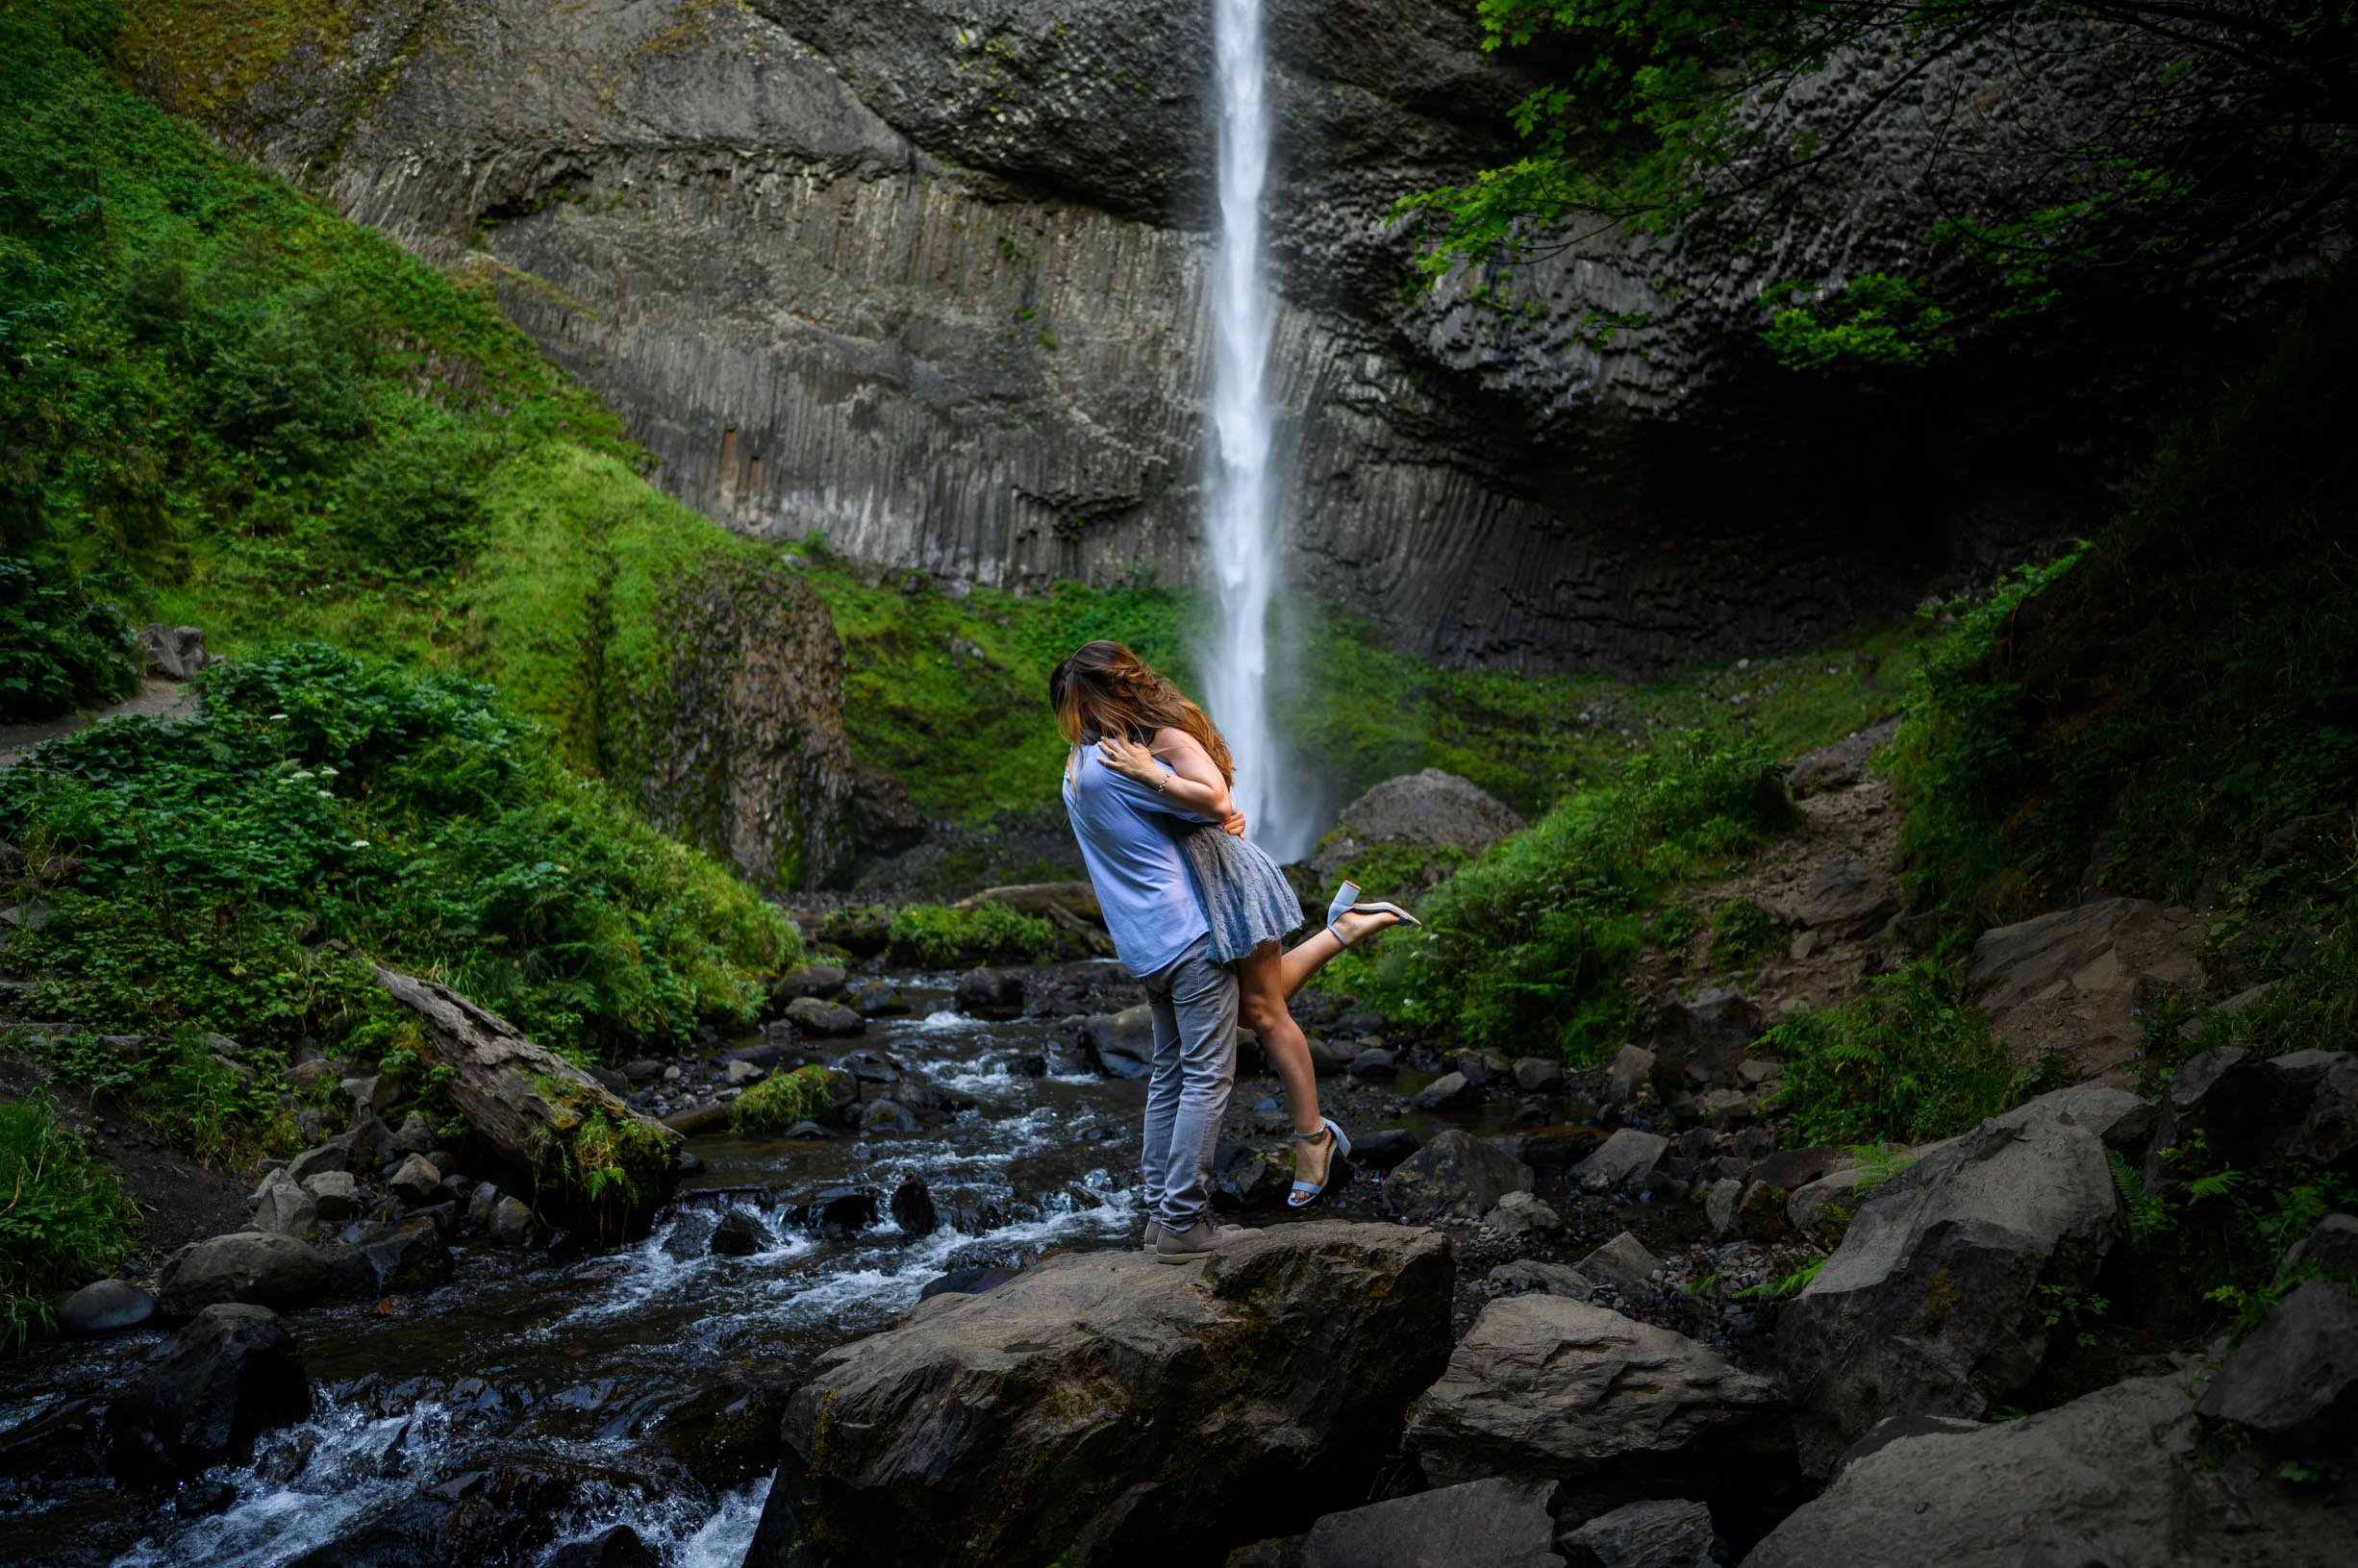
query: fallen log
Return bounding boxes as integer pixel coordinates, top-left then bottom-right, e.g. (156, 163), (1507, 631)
(954, 881), (1104, 925)
(371, 963), (680, 1241)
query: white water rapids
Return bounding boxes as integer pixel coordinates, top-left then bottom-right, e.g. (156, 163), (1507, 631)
(1201, 0), (1314, 859)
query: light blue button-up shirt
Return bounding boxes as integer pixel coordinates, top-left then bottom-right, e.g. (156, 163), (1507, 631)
(1063, 746), (1212, 977)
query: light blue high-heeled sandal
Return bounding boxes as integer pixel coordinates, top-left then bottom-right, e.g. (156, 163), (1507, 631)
(1326, 882), (1423, 947)
(1288, 1117), (1354, 1208)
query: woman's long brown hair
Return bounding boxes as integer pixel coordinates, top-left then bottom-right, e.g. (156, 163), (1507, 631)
(1048, 641), (1236, 784)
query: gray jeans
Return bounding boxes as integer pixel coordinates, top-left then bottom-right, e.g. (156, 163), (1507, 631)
(1138, 934), (1240, 1231)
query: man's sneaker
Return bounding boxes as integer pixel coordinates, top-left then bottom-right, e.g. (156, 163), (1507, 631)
(1155, 1216), (1259, 1263)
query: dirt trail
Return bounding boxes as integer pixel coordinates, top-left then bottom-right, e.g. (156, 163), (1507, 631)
(0, 678), (200, 768)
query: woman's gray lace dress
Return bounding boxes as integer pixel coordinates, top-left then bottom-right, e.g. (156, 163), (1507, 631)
(1175, 822), (1305, 963)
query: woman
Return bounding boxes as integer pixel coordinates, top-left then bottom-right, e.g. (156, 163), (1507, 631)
(1049, 640), (1417, 1207)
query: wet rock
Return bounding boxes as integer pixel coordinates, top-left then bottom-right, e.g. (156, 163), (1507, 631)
(1212, 1141), (1297, 1211)
(60, 1277), (156, 1335)
(354, 1217), (451, 1293)
(954, 966), (1028, 1020)
(1557, 1498), (1721, 1568)
(286, 1137), (353, 1184)
(830, 1048), (901, 1084)
(792, 1185), (880, 1237)
(547, 1525), (659, 1568)
(1410, 1071), (1481, 1112)
(774, 963), (848, 1003)
(847, 980), (911, 1017)
(857, 1098), (919, 1134)
(1514, 1127), (1600, 1173)
(1405, 1294), (1790, 1515)
(918, 1264), (1021, 1302)
(1575, 1232), (1664, 1299)
(1383, 1130), (1535, 1221)
(1575, 1128), (1668, 1194)
(891, 1075), (975, 1118)
(1083, 1005), (1155, 1079)
(1777, 1088), (2124, 1475)
(390, 1113), (437, 1156)
(1353, 1127), (1419, 1168)
(749, 1223), (1451, 1568)
(1488, 1259), (1593, 1301)
(158, 1232), (332, 1317)
(785, 1120), (831, 1140)
(725, 1059), (766, 1086)
(1745, 1373), (2349, 1567)
(1483, 1190), (1564, 1240)
(283, 1457), (650, 1568)
(1513, 1057), (1568, 1094)
(622, 1058), (667, 1083)
(464, 1182), (501, 1231)
(1003, 1052), (1049, 1078)
(1453, 1050), (1513, 1087)
(105, 1305), (310, 1486)
(1651, 987), (1767, 1093)
(665, 1101), (730, 1136)
(1306, 1036), (1346, 1077)
(1299, 1477), (1561, 1568)
(710, 1209), (774, 1258)
(1347, 1048), (1398, 1080)
(785, 997), (865, 1037)
(890, 1176), (939, 1237)
(488, 1195), (536, 1248)
(2195, 1279), (2358, 1444)
(1777, 857), (1898, 939)
(250, 1168), (319, 1236)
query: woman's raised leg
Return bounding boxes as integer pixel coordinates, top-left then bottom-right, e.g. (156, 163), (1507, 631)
(1273, 905), (1404, 1002)
(1236, 940), (1336, 1191)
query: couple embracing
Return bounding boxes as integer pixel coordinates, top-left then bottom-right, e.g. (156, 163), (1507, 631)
(1051, 641), (1417, 1262)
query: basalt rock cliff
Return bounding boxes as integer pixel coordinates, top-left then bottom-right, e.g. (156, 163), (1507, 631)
(138, 0), (2316, 670)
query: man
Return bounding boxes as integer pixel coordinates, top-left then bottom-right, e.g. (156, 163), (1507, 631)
(1060, 724), (1255, 1262)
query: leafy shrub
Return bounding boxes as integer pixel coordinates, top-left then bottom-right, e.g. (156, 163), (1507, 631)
(0, 645), (795, 1059)
(1763, 960), (2044, 1144)
(886, 903), (1061, 968)
(1346, 730), (1795, 1059)
(729, 1065), (839, 1134)
(0, 1095), (136, 1350)
(0, 558), (141, 722)
(1709, 897), (1783, 971)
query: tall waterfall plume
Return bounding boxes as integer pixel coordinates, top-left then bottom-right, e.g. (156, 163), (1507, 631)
(1201, 0), (1310, 859)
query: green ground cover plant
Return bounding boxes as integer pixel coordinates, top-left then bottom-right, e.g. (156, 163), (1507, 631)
(0, 558), (142, 722)
(1337, 730), (1796, 1060)
(1761, 960), (2044, 1145)
(0, 646), (794, 1063)
(0, 1093), (135, 1349)
(729, 1065), (840, 1134)
(885, 903), (1062, 968)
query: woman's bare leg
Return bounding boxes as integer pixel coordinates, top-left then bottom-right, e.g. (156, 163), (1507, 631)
(1275, 907), (1401, 1002)
(1237, 940), (1335, 1188)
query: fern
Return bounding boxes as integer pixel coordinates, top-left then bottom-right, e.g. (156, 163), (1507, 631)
(2109, 1148), (2171, 1245)
(2184, 1168), (2250, 1206)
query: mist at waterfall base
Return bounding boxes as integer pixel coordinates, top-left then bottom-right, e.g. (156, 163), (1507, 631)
(1199, 0), (1316, 862)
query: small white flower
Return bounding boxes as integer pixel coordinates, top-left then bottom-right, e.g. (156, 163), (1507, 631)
(269, 712), (288, 720)
(351, 839), (370, 850)
(317, 765), (338, 777)
(290, 769), (314, 781)
(315, 788), (333, 798)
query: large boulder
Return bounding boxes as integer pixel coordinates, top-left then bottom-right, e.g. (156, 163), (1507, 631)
(1297, 1477), (1561, 1568)
(105, 1304), (311, 1486)
(158, 1232), (333, 1317)
(1743, 1374), (2355, 1567)
(1082, 1006), (1155, 1079)
(2195, 1279), (2358, 1446)
(1967, 897), (2202, 1079)
(1573, 1129), (1668, 1194)
(743, 1223), (1452, 1567)
(1775, 1088), (2124, 1475)
(1405, 1294), (1791, 1518)
(1382, 1130), (1534, 1221)
(1772, 857), (1897, 939)
(1557, 1499), (1722, 1568)
(2145, 1047), (2358, 1189)
(249, 1167), (319, 1236)
(58, 1277), (156, 1336)
(1313, 771), (1524, 886)
(1650, 986), (1768, 1094)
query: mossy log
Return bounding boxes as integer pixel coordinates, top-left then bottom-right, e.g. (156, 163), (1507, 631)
(955, 882), (1104, 924)
(371, 963), (680, 1239)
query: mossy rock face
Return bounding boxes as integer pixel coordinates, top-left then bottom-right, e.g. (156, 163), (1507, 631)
(746, 1222), (1453, 1568)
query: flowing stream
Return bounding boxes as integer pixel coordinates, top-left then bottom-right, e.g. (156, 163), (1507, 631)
(1201, 0), (1312, 859)
(0, 970), (1157, 1568)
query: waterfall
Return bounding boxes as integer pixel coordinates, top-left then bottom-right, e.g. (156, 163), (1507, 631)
(1200, 0), (1311, 859)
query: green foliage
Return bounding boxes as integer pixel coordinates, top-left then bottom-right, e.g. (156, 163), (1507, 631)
(562, 1107), (674, 1241)
(1760, 275), (1958, 371)
(1889, 273), (2358, 950)
(0, 557), (141, 721)
(886, 902), (1061, 968)
(729, 1064), (839, 1135)
(0, 645), (795, 1059)
(1342, 730), (1796, 1059)
(0, 1094), (135, 1350)
(1708, 896), (1782, 972)
(1764, 960), (2044, 1144)
(1732, 1253), (1826, 1302)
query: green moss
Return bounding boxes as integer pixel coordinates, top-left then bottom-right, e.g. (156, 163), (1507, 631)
(729, 1064), (840, 1134)
(886, 903), (1063, 967)
(118, 0), (358, 118)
